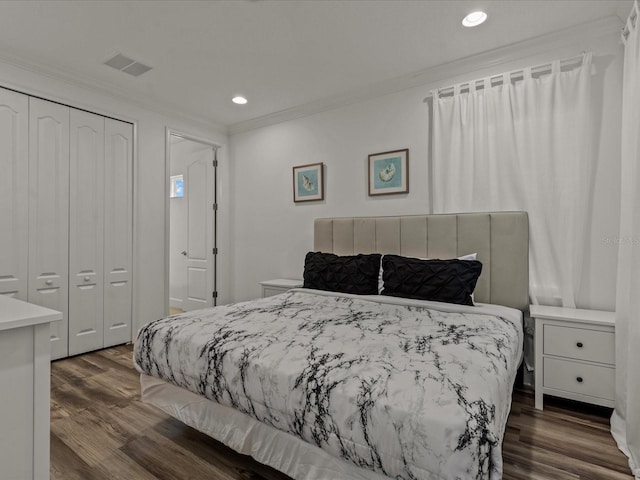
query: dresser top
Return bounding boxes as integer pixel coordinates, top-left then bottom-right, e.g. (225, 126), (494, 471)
(530, 304), (615, 326)
(0, 295), (62, 332)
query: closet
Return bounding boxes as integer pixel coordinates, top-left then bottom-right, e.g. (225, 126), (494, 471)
(0, 87), (133, 360)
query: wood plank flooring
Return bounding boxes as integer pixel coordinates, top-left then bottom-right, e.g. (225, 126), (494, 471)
(50, 344), (633, 480)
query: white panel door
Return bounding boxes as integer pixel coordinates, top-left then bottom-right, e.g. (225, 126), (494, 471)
(184, 150), (213, 311)
(103, 118), (133, 347)
(28, 98), (70, 360)
(69, 110), (104, 355)
(0, 88), (28, 299)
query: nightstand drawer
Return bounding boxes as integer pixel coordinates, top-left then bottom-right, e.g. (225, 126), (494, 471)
(543, 357), (615, 401)
(544, 324), (614, 365)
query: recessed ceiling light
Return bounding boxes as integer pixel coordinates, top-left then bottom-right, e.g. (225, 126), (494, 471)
(462, 11), (487, 27)
(232, 96), (248, 105)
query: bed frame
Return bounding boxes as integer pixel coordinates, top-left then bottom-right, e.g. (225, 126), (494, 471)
(141, 211), (530, 480)
(314, 211), (529, 311)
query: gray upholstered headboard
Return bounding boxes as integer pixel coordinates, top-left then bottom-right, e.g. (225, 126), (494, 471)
(314, 212), (529, 311)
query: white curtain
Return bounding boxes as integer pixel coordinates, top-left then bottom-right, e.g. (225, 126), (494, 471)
(611, 2), (640, 477)
(432, 54), (593, 309)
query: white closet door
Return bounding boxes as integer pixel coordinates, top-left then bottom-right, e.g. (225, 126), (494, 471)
(104, 118), (133, 347)
(68, 110), (105, 355)
(0, 88), (28, 300)
(28, 98), (70, 360)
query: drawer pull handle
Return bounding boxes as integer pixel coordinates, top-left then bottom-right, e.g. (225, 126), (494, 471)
(576, 376), (584, 383)
(576, 342), (584, 348)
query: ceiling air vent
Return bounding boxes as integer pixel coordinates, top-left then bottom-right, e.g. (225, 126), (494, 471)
(104, 53), (152, 77)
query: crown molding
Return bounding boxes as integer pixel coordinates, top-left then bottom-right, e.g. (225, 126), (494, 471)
(228, 15), (623, 136)
(0, 50), (228, 135)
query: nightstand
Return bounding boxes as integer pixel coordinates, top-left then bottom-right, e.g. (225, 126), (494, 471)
(260, 279), (303, 298)
(532, 305), (615, 410)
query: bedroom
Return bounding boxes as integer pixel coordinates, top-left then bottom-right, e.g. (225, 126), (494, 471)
(0, 0), (638, 479)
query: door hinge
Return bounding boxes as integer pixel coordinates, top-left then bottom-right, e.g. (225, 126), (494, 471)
(212, 203), (218, 211)
(212, 247), (218, 255)
(212, 291), (218, 299)
(213, 159), (218, 168)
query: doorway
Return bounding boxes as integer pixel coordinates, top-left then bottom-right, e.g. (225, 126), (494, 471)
(167, 131), (218, 314)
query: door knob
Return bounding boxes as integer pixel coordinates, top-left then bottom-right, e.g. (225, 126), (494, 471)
(181, 251), (187, 256)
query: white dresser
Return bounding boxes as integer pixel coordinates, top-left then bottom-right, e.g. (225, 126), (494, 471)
(532, 304), (615, 410)
(260, 279), (303, 298)
(0, 295), (61, 480)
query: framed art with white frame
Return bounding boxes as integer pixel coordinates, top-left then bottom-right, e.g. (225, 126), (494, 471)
(293, 162), (324, 203)
(368, 149), (409, 196)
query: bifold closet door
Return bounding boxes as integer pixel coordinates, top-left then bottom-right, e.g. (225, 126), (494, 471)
(68, 110), (105, 356)
(0, 88), (28, 299)
(103, 118), (133, 347)
(28, 98), (70, 361)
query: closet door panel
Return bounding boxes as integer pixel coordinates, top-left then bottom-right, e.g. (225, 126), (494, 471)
(0, 88), (28, 299)
(28, 98), (70, 360)
(69, 110), (105, 355)
(104, 119), (133, 347)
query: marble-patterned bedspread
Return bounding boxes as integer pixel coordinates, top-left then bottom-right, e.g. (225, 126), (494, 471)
(134, 289), (523, 480)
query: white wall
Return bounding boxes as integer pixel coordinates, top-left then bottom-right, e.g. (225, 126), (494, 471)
(0, 59), (229, 335)
(229, 30), (623, 310)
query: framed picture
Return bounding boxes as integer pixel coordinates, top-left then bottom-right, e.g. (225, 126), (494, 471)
(170, 174), (184, 198)
(368, 149), (409, 196)
(293, 162), (324, 202)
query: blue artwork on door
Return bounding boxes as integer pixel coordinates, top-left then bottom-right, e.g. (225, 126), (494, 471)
(170, 174), (184, 198)
(175, 178), (184, 197)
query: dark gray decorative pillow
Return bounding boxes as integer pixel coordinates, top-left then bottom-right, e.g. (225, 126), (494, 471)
(381, 255), (482, 306)
(303, 252), (382, 295)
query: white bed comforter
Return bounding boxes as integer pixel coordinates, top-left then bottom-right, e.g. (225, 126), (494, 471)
(134, 289), (523, 480)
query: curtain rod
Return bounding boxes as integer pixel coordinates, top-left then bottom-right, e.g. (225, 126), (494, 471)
(423, 52), (589, 102)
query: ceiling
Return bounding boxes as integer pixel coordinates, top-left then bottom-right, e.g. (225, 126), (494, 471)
(0, 0), (632, 132)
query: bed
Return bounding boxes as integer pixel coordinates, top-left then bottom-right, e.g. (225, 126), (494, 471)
(134, 212), (529, 480)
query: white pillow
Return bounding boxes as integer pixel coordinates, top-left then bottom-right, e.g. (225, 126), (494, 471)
(377, 253), (478, 294)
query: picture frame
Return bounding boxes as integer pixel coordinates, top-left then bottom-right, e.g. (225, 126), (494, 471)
(293, 162), (324, 203)
(368, 149), (409, 196)
(170, 174), (184, 198)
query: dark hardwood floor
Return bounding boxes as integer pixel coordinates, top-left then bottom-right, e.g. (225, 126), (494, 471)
(50, 344), (632, 480)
